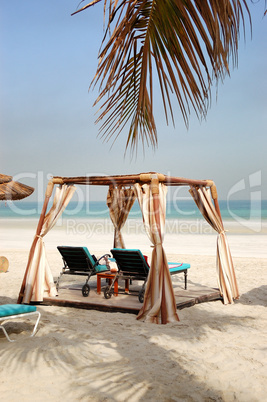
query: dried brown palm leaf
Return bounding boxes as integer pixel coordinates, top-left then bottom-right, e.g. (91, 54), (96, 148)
(73, 0), (251, 153)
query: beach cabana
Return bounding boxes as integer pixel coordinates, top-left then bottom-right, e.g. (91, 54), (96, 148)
(18, 173), (239, 324)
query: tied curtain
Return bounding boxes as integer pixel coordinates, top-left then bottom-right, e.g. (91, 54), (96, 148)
(134, 179), (179, 324)
(107, 185), (136, 248)
(189, 185), (239, 304)
(22, 184), (76, 303)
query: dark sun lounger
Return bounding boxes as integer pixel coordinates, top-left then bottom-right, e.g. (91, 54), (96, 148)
(56, 246), (110, 297)
(103, 248), (190, 302)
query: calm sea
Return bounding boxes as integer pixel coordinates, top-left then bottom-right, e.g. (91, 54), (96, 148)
(0, 199), (266, 221)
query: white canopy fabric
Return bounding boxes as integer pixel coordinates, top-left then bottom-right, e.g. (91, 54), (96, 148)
(22, 184), (76, 303)
(189, 185), (239, 304)
(134, 177), (179, 324)
(107, 186), (136, 248)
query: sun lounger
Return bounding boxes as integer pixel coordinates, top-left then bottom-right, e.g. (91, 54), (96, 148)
(104, 248), (190, 302)
(56, 246), (110, 296)
(0, 304), (41, 342)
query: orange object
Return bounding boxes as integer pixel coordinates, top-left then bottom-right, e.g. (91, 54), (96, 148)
(96, 272), (119, 296)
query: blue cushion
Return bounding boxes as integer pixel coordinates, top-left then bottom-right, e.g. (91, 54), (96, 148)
(0, 304), (37, 318)
(94, 265), (109, 273)
(168, 263), (190, 273)
(82, 247), (96, 266)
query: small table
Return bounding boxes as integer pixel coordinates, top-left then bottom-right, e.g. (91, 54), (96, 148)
(96, 272), (119, 296)
(96, 272), (130, 296)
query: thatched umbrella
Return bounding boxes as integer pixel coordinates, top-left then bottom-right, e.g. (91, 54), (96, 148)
(0, 174), (34, 273)
(0, 174), (34, 201)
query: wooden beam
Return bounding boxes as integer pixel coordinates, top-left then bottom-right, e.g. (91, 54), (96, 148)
(52, 173), (210, 187)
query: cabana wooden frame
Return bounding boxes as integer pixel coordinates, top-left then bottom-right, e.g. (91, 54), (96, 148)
(18, 172), (239, 324)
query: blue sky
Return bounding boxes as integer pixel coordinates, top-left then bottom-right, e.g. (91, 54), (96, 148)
(1, 1), (266, 201)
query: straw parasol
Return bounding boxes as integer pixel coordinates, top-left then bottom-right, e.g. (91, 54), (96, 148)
(0, 174), (34, 274)
(0, 174), (34, 201)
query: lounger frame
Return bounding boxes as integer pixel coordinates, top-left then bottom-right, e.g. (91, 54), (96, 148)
(56, 246), (110, 296)
(0, 311), (41, 342)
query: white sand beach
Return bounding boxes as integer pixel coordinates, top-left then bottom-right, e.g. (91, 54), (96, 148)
(0, 219), (266, 401)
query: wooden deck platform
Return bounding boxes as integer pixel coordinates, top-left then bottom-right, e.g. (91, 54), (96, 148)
(43, 278), (222, 314)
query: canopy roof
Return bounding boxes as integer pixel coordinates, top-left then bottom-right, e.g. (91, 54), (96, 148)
(49, 173), (220, 222)
(51, 172), (212, 187)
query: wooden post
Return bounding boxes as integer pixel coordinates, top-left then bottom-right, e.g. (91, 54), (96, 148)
(151, 174), (169, 324)
(151, 174), (162, 239)
(17, 181), (54, 304)
(209, 183), (224, 227)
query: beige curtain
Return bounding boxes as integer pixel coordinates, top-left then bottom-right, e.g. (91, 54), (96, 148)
(107, 185), (136, 248)
(189, 185), (239, 304)
(134, 178), (179, 324)
(22, 184), (76, 303)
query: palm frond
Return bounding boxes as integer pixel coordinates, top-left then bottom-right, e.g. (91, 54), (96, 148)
(73, 0), (250, 153)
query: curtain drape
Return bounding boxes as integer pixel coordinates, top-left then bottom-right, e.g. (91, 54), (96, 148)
(22, 184), (76, 303)
(134, 179), (179, 324)
(189, 185), (239, 304)
(107, 186), (136, 248)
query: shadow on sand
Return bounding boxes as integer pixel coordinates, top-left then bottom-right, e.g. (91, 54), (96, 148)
(237, 285), (267, 307)
(0, 293), (257, 401)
